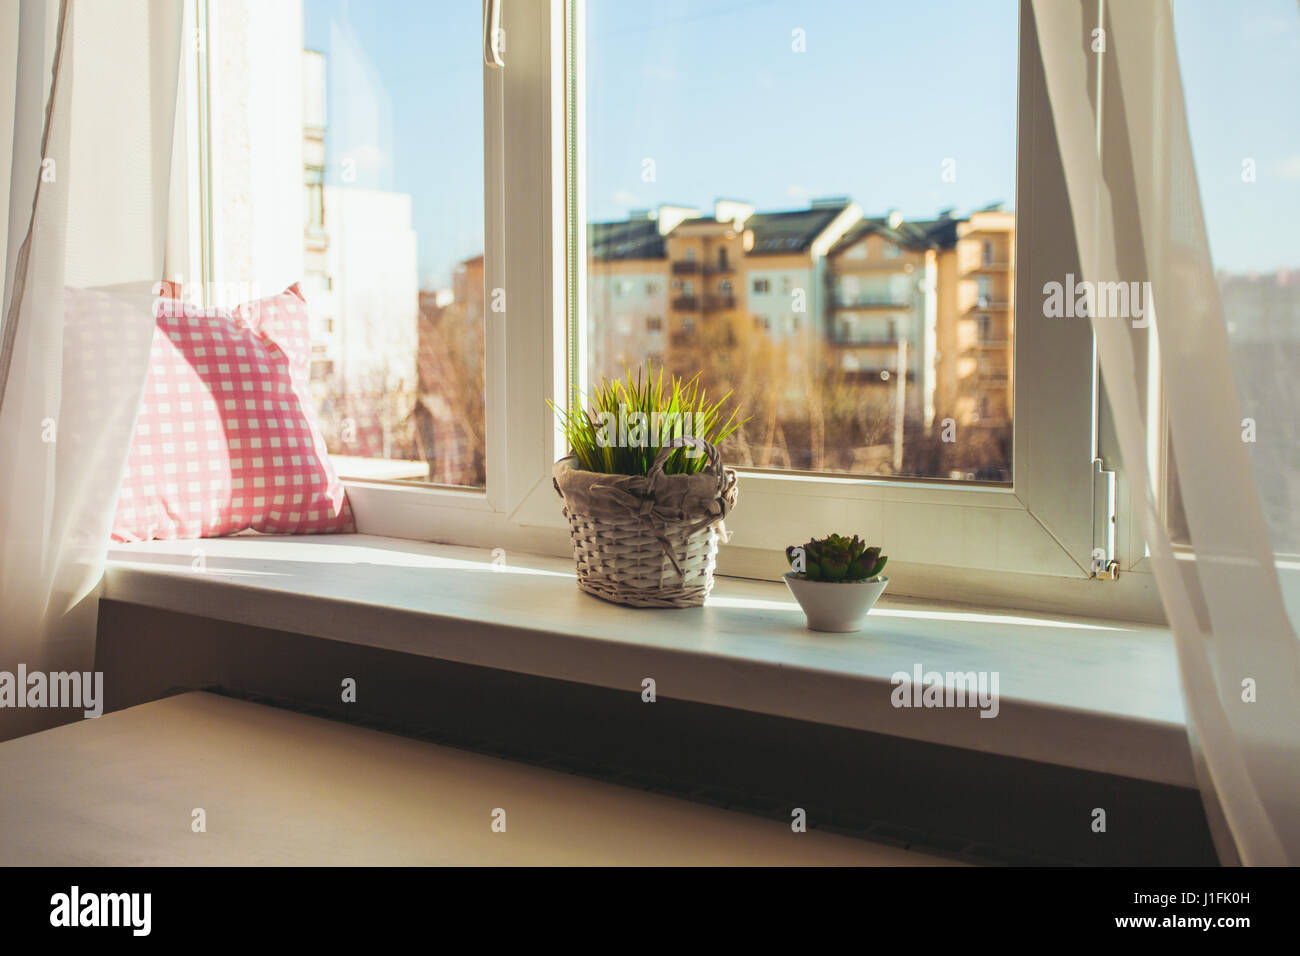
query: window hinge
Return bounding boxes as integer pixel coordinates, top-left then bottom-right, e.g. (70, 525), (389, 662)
(1091, 458), (1119, 580)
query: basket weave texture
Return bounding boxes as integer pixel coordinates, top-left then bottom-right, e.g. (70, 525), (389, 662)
(552, 438), (739, 608)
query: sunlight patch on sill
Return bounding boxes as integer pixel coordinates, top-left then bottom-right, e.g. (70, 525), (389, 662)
(114, 546), (575, 578)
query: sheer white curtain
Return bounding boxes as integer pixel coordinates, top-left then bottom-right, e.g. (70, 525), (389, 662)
(1033, 0), (1300, 864)
(0, 0), (184, 739)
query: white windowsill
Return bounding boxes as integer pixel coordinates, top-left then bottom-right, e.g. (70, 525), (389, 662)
(102, 533), (1193, 789)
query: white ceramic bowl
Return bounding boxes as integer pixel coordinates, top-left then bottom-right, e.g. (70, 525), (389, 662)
(783, 573), (889, 633)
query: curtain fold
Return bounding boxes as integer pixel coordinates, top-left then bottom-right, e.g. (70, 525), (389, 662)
(1032, 0), (1300, 864)
(0, 0), (184, 740)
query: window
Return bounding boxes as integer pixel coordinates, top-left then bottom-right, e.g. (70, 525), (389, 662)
(586, 0), (1020, 481)
(178, 1), (1144, 615)
(304, 176), (324, 230)
(197, 0), (487, 488)
(577, 0), (1119, 608)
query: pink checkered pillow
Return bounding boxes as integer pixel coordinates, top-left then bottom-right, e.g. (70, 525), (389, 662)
(111, 284), (355, 542)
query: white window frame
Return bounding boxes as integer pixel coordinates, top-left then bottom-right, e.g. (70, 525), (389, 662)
(190, 0), (1157, 621)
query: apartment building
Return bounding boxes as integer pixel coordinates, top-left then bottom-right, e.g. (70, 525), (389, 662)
(416, 255), (486, 486)
(746, 199), (860, 333)
(946, 206), (1015, 430)
(587, 215), (671, 381)
(663, 201), (753, 376)
(824, 212), (947, 426)
(822, 204), (1016, 440)
(587, 199), (1015, 469)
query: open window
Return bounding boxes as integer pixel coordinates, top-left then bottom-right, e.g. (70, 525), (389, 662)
(184, 0), (1153, 619)
(566, 0), (1135, 615)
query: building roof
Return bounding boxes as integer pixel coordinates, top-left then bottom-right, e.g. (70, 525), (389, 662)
(588, 218), (665, 261)
(587, 202), (999, 261)
(675, 216), (725, 228)
(746, 205), (849, 255)
(828, 214), (962, 257)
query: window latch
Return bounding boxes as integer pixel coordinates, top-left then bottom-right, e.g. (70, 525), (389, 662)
(483, 0), (504, 68)
(1091, 458), (1119, 580)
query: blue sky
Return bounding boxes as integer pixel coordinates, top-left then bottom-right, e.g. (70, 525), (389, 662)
(1174, 0), (1300, 273)
(305, 0), (485, 290)
(584, 0), (1019, 224)
(305, 0), (1298, 287)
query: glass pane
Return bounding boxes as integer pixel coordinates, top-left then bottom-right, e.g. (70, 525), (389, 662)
(584, 0), (1017, 481)
(201, 2), (484, 487)
(302, 0), (485, 486)
(1174, 0), (1300, 555)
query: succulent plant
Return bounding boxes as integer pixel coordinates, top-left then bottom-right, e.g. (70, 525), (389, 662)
(785, 534), (887, 583)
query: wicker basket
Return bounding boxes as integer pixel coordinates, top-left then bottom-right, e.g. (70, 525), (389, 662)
(552, 437), (739, 608)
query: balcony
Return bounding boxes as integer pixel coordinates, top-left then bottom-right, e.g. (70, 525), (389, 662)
(672, 261), (701, 275)
(842, 366), (916, 383)
(671, 296), (699, 311)
(703, 295), (737, 312)
(965, 259), (1012, 275)
(832, 333), (900, 348)
(703, 263), (735, 276)
(671, 328), (736, 349)
(833, 295), (913, 310)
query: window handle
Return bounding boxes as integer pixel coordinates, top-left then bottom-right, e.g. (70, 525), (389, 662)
(483, 0), (504, 68)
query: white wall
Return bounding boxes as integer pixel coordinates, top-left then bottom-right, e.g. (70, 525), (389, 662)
(746, 267), (813, 334)
(587, 272), (668, 378)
